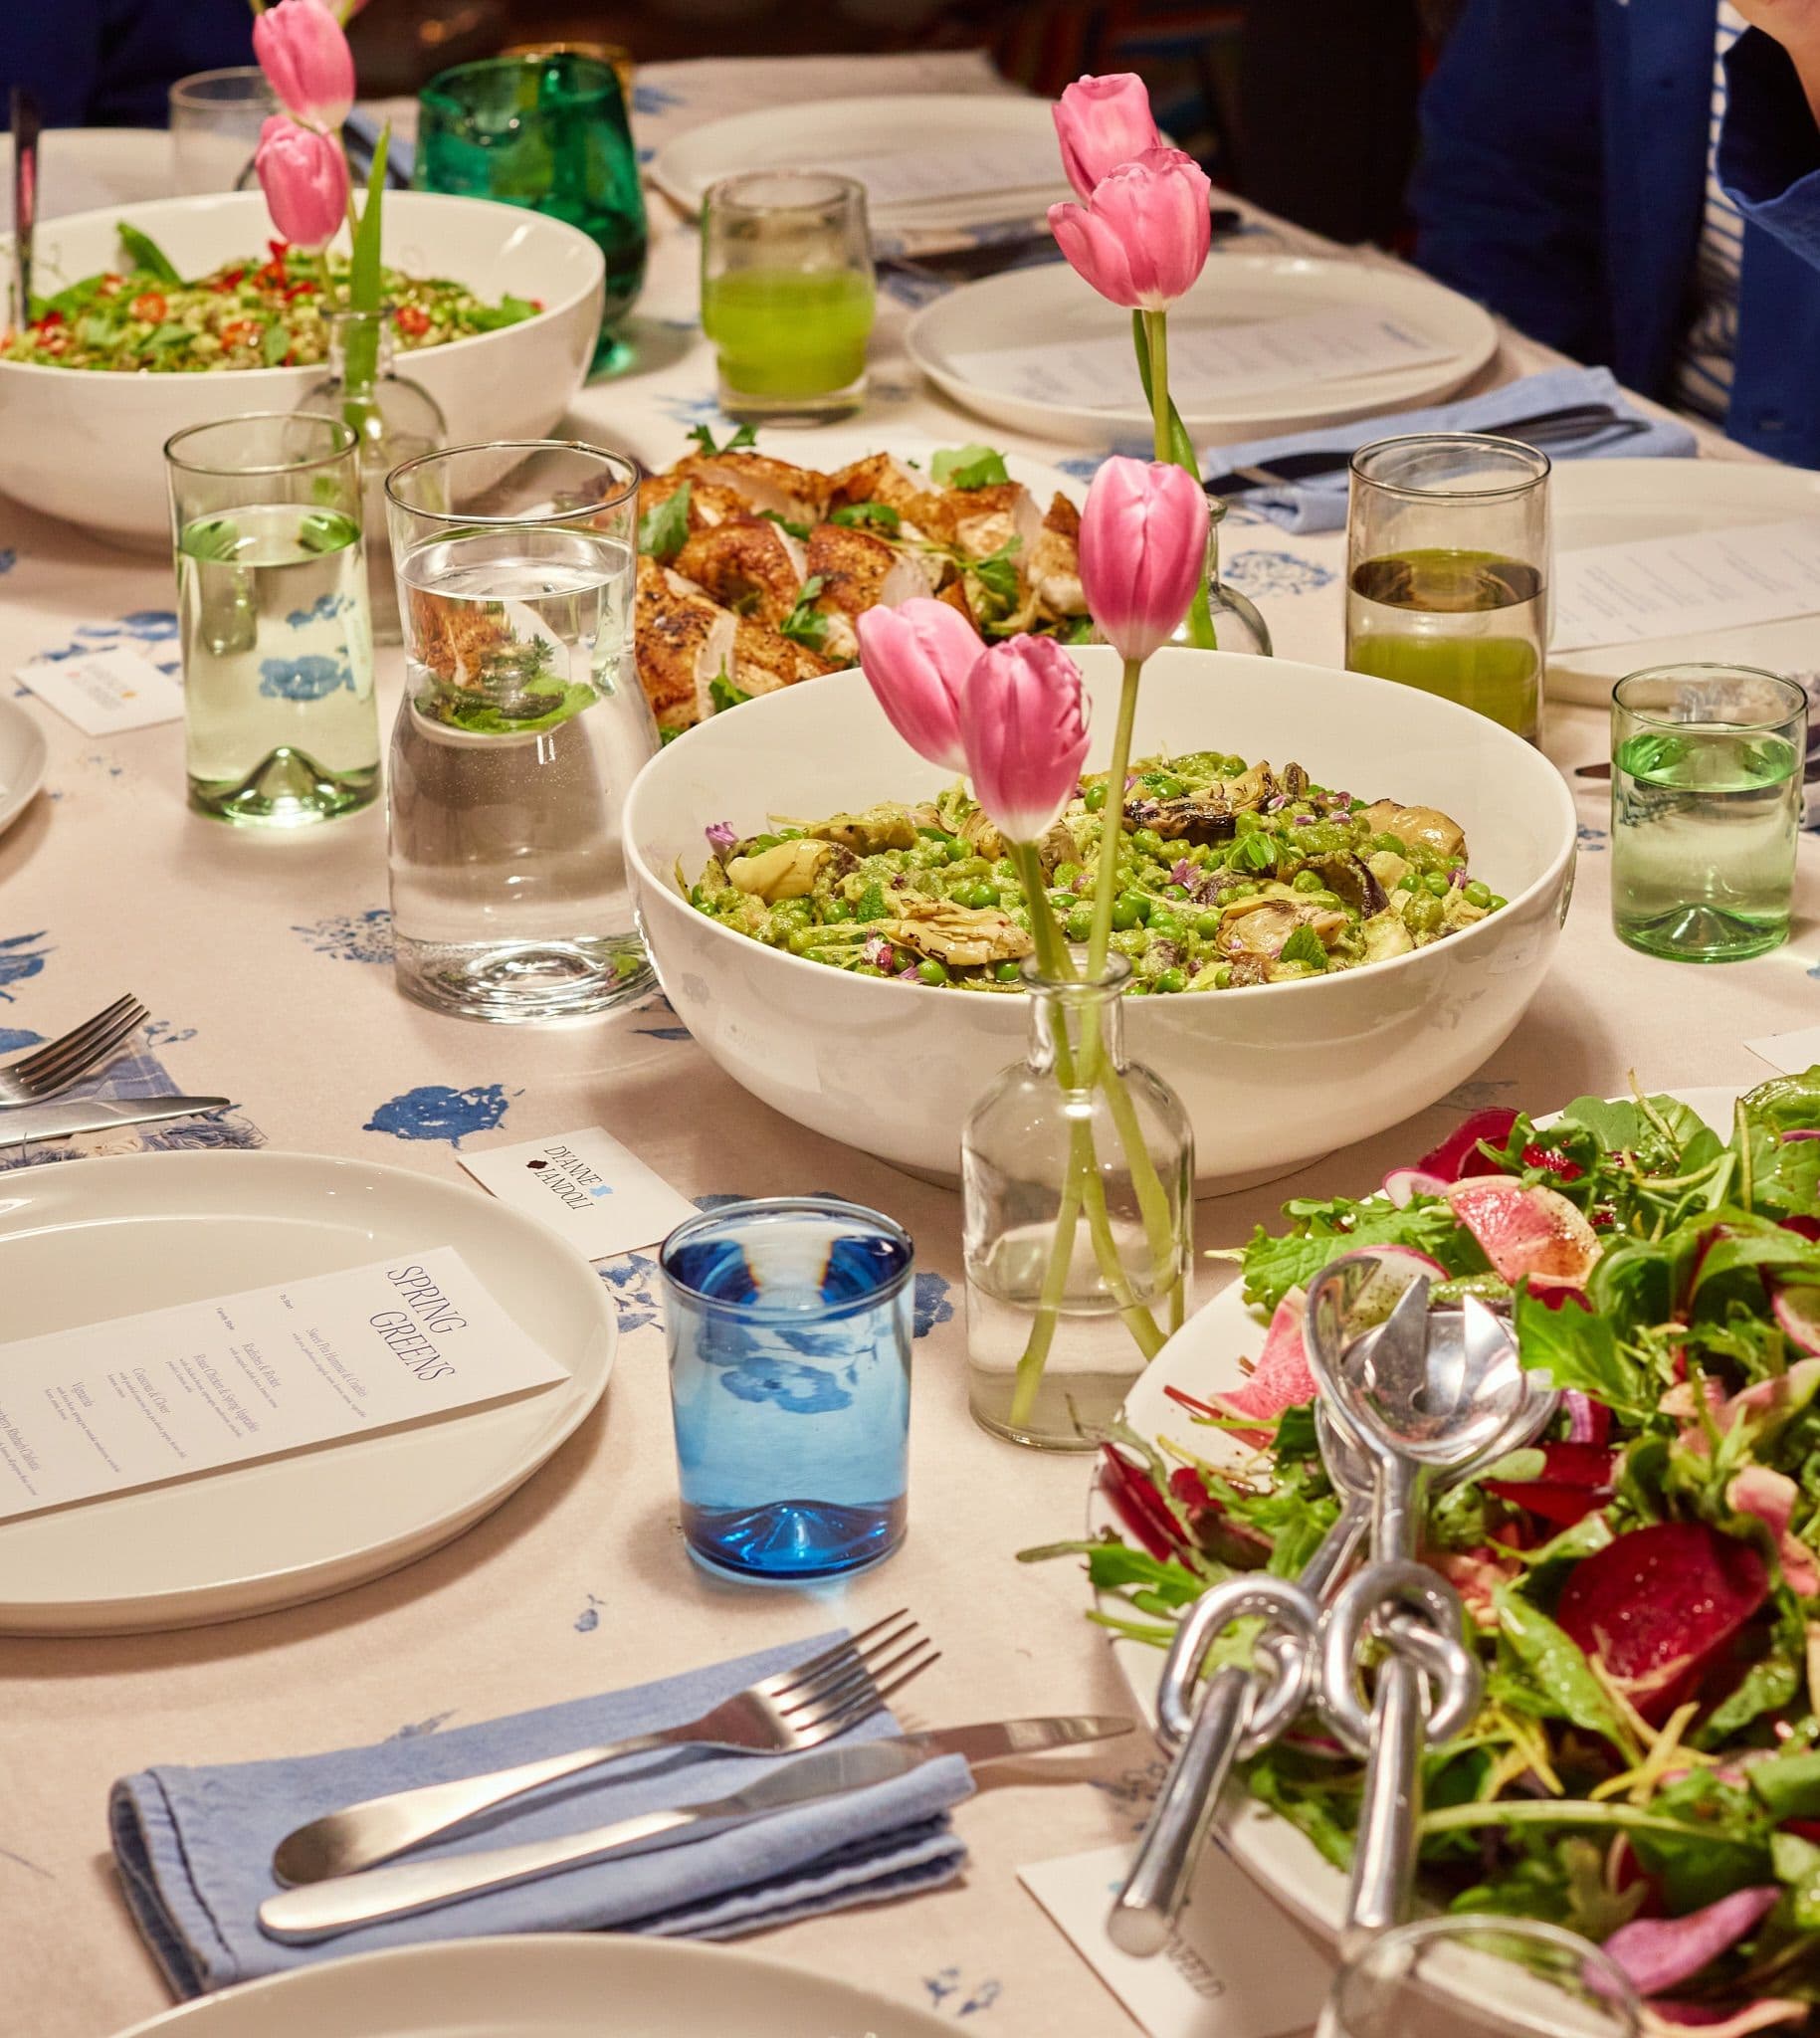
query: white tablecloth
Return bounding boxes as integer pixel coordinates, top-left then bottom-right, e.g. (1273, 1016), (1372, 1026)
(2, 50), (1817, 2038)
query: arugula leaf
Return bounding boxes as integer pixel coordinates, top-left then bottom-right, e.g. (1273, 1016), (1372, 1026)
(1772, 1830), (1820, 1932)
(1238, 1195), (1482, 1313)
(1629, 1771), (1773, 1912)
(708, 671), (751, 715)
(687, 422), (759, 457)
(758, 508), (812, 540)
(1750, 1748), (1820, 1822)
(1494, 1584), (1639, 1756)
(1738, 1068), (1820, 1218)
(1514, 1288), (1656, 1422)
(1699, 1654), (1801, 1747)
(930, 443), (1010, 489)
(116, 221), (180, 284)
(639, 479), (693, 563)
(830, 501), (901, 534)
(1279, 924), (1327, 970)
(779, 575), (833, 653)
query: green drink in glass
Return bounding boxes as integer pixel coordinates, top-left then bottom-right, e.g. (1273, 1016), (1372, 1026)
(417, 54), (647, 368)
(702, 171), (875, 423)
(1611, 664), (1806, 963)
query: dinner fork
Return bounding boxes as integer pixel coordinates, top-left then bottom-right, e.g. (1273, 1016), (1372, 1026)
(272, 1608), (940, 1886)
(0, 993), (148, 1107)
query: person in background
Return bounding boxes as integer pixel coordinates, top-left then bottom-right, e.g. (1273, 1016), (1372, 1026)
(1412, 0), (1820, 465)
(2, 0), (255, 128)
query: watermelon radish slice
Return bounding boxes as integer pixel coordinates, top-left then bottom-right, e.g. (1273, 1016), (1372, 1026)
(1413, 1109), (1521, 1183)
(1214, 1290), (1315, 1443)
(1556, 1522), (1769, 1723)
(1444, 1175), (1603, 1288)
(1774, 1287), (1820, 1358)
(1382, 1166), (1447, 1208)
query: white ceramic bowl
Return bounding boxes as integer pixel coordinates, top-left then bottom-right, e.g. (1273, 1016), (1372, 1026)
(1, 190), (605, 547)
(624, 647), (1579, 1187)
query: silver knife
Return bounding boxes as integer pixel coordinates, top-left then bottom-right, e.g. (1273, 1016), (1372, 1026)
(259, 1716), (1131, 1944)
(0, 1095), (234, 1149)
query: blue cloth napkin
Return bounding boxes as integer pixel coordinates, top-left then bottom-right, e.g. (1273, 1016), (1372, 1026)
(1204, 366), (1700, 534)
(109, 1632), (971, 1999)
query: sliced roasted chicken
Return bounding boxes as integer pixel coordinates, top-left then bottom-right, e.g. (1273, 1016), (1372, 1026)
(635, 555), (736, 732)
(1027, 492), (1086, 620)
(674, 518), (808, 628)
(727, 620), (839, 707)
(947, 481), (1043, 562)
(804, 522), (938, 664)
(638, 472), (750, 536)
(826, 452), (955, 543)
(671, 450), (831, 528)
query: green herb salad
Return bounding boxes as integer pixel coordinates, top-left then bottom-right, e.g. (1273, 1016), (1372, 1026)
(686, 751), (1502, 993)
(2, 223), (537, 373)
(1035, 1075), (1820, 2025)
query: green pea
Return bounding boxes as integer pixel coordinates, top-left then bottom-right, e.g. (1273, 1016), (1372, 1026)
(1194, 911), (1222, 937)
(689, 884), (708, 909)
(1292, 869), (1323, 895)
(823, 898), (853, 921)
(777, 826), (804, 840)
(1149, 914), (1182, 940)
(1372, 832), (1406, 855)
(787, 929), (820, 954)
(994, 858), (1017, 880)
(855, 962), (884, 977)
(1424, 871), (1450, 898)
(1311, 890), (1343, 912)
(749, 832), (781, 853)
(1220, 754), (1249, 776)
(1488, 893), (1508, 911)
(1164, 838), (1192, 861)
(1132, 828), (1164, 857)
(1165, 882), (1190, 901)
(1046, 888), (1075, 913)
(916, 958), (950, 985)
(1464, 880), (1492, 909)
(1066, 906), (1095, 942)
(1154, 966), (1186, 994)
(1228, 881), (1260, 900)
(1083, 783), (1108, 812)
(962, 882), (998, 910)
(1110, 898), (1140, 931)
(1125, 979), (1149, 996)
(1406, 894), (1444, 932)
(1234, 812), (1260, 836)
(994, 959), (1023, 983)
(1397, 871), (1420, 893)
(1054, 860), (1082, 886)
(944, 836), (971, 864)
(1214, 964), (1234, 989)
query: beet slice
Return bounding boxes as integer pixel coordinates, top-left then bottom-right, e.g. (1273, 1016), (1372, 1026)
(1414, 1109), (1520, 1183)
(1485, 1442), (1618, 1528)
(1556, 1522), (1769, 1723)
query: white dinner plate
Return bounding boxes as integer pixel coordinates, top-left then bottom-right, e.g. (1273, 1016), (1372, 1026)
(908, 253), (1500, 448)
(0, 1151), (615, 1635)
(1549, 458), (1820, 706)
(0, 126), (174, 231)
(106, 1935), (958, 2037)
(1092, 1086), (1742, 1945)
(649, 93), (1072, 235)
(0, 695), (49, 838)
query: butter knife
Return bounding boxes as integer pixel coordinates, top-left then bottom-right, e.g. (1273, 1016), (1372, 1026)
(0, 1095), (233, 1149)
(260, 1717), (1130, 1944)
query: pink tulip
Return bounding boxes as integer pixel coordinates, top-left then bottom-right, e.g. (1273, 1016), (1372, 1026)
(958, 637), (1093, 845)
(1079, 457), (1209, 664)
(855, 599), (981, 775)
(254, 0), (356, 130)
(1053, 73), (1163, 202)
(254, 116), (349, 253)
(1048, 147), (1213, 311)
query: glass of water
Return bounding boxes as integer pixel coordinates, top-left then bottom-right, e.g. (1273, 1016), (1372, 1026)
(385, 441), (654, 1022)
(165, 412), (378, 827)
(1345, 434), (1551, 743)
(660, 1198), (914, 1583)
(1611, 663), (1807, 962)
(1321, 1918), (1640, 2038)
(169, 68), (279, 195)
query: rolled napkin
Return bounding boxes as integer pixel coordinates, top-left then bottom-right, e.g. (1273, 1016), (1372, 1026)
(1203, 366), (1700, 534)
(110, 1631), (970, 1998)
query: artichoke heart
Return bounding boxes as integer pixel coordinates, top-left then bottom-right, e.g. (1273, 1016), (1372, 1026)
(727, 839), (837, 901)
(878, 898), (1034, 968)
(1357, 799), (1467, 860)
(1215, 896), (1347, 961)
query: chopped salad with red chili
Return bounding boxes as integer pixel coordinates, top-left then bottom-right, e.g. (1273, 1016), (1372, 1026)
(1030, 1071), (1820, 2029)
(2, 222), (538, 373)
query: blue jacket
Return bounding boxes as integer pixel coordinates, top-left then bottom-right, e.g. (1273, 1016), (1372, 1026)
(1413, 2), (1820, 466)
(2, 0), (253, 129)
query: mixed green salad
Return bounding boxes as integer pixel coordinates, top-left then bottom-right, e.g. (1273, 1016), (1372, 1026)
(687, 752), (1504, 993)
(2, 223), (537, 373)
(1032, 1072), (1820, 2026)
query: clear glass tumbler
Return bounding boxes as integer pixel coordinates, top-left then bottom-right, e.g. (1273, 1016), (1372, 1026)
(1611, 663), (1807, 962)
(165, 412), (378, 827)
(385, 441), (655, 1022)
(1319, 1917), (1641, 2038)
(169, 68), (280, 195)
(1345, 434), (1551, 743)
(660, 1197), (914, 1583)
(701, 171), (875, 424)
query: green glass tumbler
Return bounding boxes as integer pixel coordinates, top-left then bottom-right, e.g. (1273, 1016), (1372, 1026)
(1611, 663), (1807, 963)
(416, 53), (648, 367)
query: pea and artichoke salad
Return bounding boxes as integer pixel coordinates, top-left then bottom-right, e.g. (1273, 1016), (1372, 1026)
(1, 223), (537, 373)
(686, 752), (1503, 992)
(1040, 1073), (1820, 2026)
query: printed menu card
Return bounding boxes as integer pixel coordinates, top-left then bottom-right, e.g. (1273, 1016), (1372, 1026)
(0, 1248), (566, 1524)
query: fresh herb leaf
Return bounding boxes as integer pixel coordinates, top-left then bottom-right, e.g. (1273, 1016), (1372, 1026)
(708, 671), (752, 715)
(830, 500), (902, 534)
(423, 679), (598, 736)
(930, 443), (1010, 490)
(116, 221), (180, 284)
(1227, 830), (1279, 874)
(1513, 1288), (1655, 1423)
(1279, 924), (1327, 970)
(687, 422), (759, 457)
(658, 723), (687, 745)
(639, 479), (693, 563)
(262, 321), (290, 366)
(758, 509), (813, 539)
(970, 537), (1022, 607)
(779, 575), (833, 653)
(1699, 1654), (1802, 1747)
(1738, 1068), (1820, 1218)
(464, 294), (537, 330)
(1238, 1195), (1482, 1314)
(1493, 1584), (1639, 1757)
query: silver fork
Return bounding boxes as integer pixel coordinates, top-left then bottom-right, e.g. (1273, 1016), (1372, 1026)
(273, 1609), (939, 1886)
(0, 994), (148, 1108)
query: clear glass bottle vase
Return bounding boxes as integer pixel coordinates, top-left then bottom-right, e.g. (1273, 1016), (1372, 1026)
(961, 957), (1194, 1451)
(1172, 497), (1272, 655)
(303, 309), (447, 646)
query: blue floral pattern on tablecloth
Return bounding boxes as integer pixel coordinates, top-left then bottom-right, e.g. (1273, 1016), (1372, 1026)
(32, 611), (180, 676)
(0, 931), (52, 1002)
(364, 1084), (513, 1146)
(0, 1026), (43, 1051)
(295, 908), (393, 964)
(1577, 823), (1609, 853)
(1222, 548), (1334, 598)
(923, 1969), (1002, 2017)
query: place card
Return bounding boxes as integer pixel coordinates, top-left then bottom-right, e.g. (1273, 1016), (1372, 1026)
(16, 646), (186, 735)
(946, 309), (1455, 412)
(1746, 1024), (1820, 1077)
(459, 1125), (699, 1261)
(1551, 518), (1820, 653)
(813, 134), (1063, 209)
(0, 1248), (567, 1525)
(1019, 1842), (1333, 2038)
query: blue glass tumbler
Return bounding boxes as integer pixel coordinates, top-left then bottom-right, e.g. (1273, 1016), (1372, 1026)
(660, 1197), (913, 1582)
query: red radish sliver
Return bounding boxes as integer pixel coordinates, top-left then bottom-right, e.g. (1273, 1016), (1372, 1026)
(1773, 1287), (1820, 1358)
(1725, 1466), (1820, 1596)
(1603, 1886), (1780, 1997)
(1414, 1108), (1520, 1182)
(1382, 1166), (1447, 1207)
(1486, 1442), (1617, 1528)
(1445, 1174), (1603, 1288)
(1644, 2002), (1808, 2038)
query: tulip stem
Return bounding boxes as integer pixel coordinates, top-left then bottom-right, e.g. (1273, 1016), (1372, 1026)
(1086, 656), (1144, 982)
(1136, 307), (1217, 652)
(1144, 310), (1169, 463)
